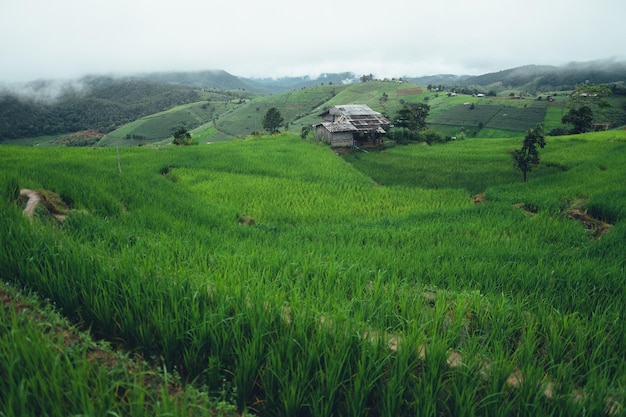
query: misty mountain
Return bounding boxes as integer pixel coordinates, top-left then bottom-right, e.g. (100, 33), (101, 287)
(454, 60), (626, 91)
(403, 74), (472, 86)
(106, 70), (361, 94)
(242, 72), (361, 94)
(0, 77), (203, 139)
(131, 70), (256, 91)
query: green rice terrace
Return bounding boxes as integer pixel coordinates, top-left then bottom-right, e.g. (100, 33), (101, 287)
(1, 130), (626, 416)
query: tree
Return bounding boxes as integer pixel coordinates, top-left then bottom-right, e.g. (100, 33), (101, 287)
(300, 125), (313, 139)
(561, 82), (611, 134)
(262, 107), (284, 134)
(394, 103), (430, 131)
(569, 82), (611, 109)
(512, 124), (546, 182)
(561, 106), (594, 134)
(172, 126), (192, 145)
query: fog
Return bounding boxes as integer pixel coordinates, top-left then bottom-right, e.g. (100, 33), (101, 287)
(1, 0), (624, 83)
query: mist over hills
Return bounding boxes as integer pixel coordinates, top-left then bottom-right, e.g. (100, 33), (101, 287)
(134, 59), (626, 94)
(125, 59), (626, 93)
(406, 60), (626, 91)
(2, 59), (625, 98)
(1, 59), (625, 141)
(463, 60), (626, 91)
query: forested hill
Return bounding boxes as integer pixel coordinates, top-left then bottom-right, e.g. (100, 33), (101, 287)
(407, 60), (626, 92)
(0, 77), (204, 140)
(134, 70), (254, 90)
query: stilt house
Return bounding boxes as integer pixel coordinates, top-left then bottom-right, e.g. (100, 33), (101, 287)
(314, 104), (391, 148)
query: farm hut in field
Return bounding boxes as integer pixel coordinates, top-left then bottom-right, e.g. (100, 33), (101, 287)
(313, 104), (391, 148)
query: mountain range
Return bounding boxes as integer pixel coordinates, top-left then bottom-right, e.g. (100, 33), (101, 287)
(1, 59), (625, 141)
(126, 60), (626, 94)
(142, 59), (626, 94)
(2, 59), (625, 98)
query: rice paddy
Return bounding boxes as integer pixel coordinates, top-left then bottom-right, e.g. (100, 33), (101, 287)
(1, 131), (625, 416)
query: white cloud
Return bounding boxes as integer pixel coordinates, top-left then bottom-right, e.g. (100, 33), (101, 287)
(0, 0), (624, 82)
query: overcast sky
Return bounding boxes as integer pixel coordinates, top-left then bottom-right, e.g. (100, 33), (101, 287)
(1, 0), (624, 82)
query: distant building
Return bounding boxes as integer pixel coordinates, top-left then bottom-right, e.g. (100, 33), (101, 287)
(314, 104), (391, 148)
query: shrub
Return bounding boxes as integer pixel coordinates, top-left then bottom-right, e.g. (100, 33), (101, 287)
(388, 128), (430, 144)
(422, 129), (443, 144)
(548, 127), (569, 136)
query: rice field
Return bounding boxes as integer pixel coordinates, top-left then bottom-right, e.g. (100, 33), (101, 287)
(1, 131), (625, 416)
(430, 103), (546, 131)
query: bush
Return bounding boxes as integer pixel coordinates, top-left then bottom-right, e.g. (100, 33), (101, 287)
(173, 126), (193, 146)
(422, 130), (443, 144)
(388, 128), (445, 145)
(388, 128), (421, 145)
(548, 127), (569, 136)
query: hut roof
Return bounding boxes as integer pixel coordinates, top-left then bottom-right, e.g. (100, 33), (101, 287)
(319, 121), (357, 133)
(319, 104), (390, 133)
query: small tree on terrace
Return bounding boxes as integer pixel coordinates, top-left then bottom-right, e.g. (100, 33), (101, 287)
(172, 126), (192, 145)
(262, 107), (284, 134)
(561, 82), (611, 134)
(512, 124), (546, 182)
(562, 106), (594, 134)
(395, 103), (430, 131)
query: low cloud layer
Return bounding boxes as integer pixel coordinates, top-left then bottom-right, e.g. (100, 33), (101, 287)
(1, 0), (624, 82)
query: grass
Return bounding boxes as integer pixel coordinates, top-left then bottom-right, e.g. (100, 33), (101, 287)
(100, 100), (239, 145)
(430, 103), (546, 132)
(0, 133), (68, 147)
(1, 130), (625, 416)
(216, 84), (346, 140)
(0, 281), (232, 417)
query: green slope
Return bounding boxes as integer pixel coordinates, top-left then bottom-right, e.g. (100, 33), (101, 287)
(21, 79), (625, 147)
(1, 131), (625, 416)
(207, 81), (626, 140)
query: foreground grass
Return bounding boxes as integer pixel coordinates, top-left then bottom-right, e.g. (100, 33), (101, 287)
(1, 131), (625, 416)
(0, 281), (237, 417)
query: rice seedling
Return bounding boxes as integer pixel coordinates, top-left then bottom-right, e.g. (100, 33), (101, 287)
(0, 130), (625, 416)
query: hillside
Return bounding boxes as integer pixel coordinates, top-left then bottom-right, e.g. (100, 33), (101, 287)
(418, 60), (626, 93)
(0, 74), (256, 142)
(135, 69), (257, 90)
(1, 132), (625, 416)
(0, 77), (204, 140)
(208, 80), (626, 142)
(2, 60), (626, 144)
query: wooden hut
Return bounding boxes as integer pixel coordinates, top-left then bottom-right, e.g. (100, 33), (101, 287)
(314, 104), (391, 148)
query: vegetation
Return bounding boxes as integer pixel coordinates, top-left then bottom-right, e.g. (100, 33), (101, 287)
(558, 82), (614, 135)
(262, 107), (284, 134)
(394, 102), (430, 130)
(3, 72), (626, 145)
(0, 281), (232, 417)
(511, 125), (547, 182)
(562, 106), (594, 134)
(1, 130), (626, 416)
(420, 61), (626, 93)
(172, 126), (193, 145)
(0, 78), (203, 139)
(430, 103), (547, 134)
